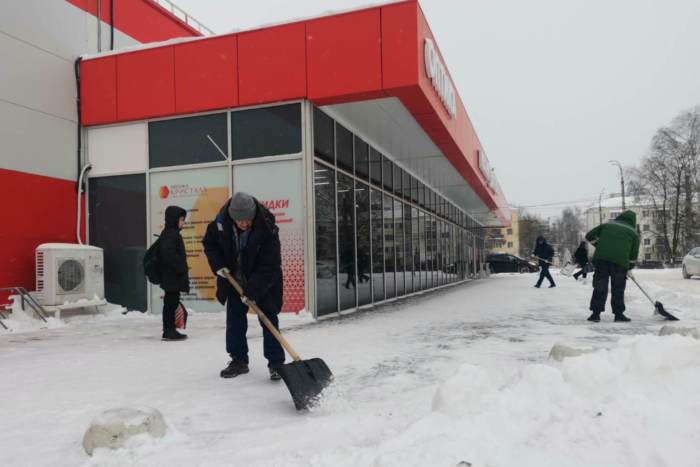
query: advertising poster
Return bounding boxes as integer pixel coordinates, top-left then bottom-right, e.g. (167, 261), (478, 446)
(149, 167), (229, 312)
(233, 159), (305, 313)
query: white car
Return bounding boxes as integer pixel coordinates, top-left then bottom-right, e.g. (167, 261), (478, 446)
(682, 247), (700, 279)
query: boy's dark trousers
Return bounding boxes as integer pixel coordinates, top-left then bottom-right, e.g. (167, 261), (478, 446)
(226, 293), (285, 365)
(162, 291), (179, 331)
(573, 264), (588, 280)
(536, 263), (555, 287)
(590, 260), (628, 315)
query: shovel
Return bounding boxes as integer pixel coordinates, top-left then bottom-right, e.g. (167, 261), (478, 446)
(627, 272), (679, 321)
(223, 271), (333, 410)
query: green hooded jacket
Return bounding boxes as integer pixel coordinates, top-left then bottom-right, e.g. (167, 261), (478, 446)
(585, 210), (640, 270)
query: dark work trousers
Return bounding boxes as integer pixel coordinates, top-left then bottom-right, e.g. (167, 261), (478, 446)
(536, 263), (555, 287)
(226, 293), (285, 365)
(162, 291), (179, 331)
(573, 264), (588, 280)
(589, 260), (628, 315)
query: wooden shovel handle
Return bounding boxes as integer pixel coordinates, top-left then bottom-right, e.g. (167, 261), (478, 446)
(223, 271), (301, 362)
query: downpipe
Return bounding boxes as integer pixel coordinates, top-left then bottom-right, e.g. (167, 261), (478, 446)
(77, 164), (92, 245)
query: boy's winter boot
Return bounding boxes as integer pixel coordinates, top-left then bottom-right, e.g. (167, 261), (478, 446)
(614, 313), (631, 322)
(587, 312), (601, 322)
(162, 329), (187, 341)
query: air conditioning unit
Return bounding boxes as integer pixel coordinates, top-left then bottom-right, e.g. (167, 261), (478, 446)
(35, 244), (104, 306)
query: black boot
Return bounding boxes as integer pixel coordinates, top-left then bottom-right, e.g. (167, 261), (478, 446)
(587, 312), (601, 322)
(614, 314), (631, 322)
(268, 364), (282, 381)
(162, 329), (187, 341)
(220, 359), (249, 378)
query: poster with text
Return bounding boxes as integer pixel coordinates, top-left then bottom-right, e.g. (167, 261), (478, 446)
(150, 167), (229, 313)
(233, 160), (305, 313)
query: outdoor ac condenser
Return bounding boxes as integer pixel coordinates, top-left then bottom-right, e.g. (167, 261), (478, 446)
(35, 244), (104, 307)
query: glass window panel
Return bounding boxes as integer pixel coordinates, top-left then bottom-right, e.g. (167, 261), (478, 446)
(149, 113), (227, 168)
(419, 210), (427, 289)
(314, 107), (334, 165)
(314, 163), (338, 316)
(393, 165), (402, 196)
(382, 156), (393, 192)
(355, 137), (369, 181)
(436, 220), (443, 285)
(337, 172), (357, 311)
(404, 203), (413, 294)
(402, 170), (410, 200)
(384, 193), (396, 298)
(232, 104), (301, 159)
(411, 207), (420, 291)
(355, 181), (372, 307)
(410, 176), (418, 203)
(371, 189), (385, 302)
(369, 148), (382, 187)
(419, 182), (425, 208)
(89, 174), (147, 311)
(336, 124), (353, 173)
(394, 199), (404, 296)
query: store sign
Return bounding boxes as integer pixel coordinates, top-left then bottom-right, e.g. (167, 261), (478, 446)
(424, 38), (457, 118)
(478, 149), (496, 192)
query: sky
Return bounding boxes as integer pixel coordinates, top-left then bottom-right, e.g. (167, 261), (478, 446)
(173, 0), (700, 220)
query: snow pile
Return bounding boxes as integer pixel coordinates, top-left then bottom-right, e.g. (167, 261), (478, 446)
(548, 343), (596, 361)
(354, 334), (700, 467)
(0, 296), (65, 333)
(82, 407), (167, 455)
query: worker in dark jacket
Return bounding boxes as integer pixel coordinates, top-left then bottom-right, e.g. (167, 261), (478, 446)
(572, 241), (590, 280)
(533, 236), (556, 288)
(202, 192), (284, 380)
(159, 206), (189, 341)
(585, 210), (640, 322)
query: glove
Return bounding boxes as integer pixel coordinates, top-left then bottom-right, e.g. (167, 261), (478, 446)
(240, 295), (251, 305)
(216, 267), (230, 278)
(627, 269), (635, 279)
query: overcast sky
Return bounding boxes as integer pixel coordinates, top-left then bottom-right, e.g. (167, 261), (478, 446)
(175, 0), (700, 219)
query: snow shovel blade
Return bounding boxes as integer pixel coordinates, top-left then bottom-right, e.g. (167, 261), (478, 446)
(276, 358), (333, 410)
(654, 301), (679, 321)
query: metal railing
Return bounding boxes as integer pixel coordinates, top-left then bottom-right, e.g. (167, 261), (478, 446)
(150, 0), (215, 36)
(0, 287), (49, 323)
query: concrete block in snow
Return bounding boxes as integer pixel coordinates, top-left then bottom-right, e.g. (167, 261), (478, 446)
(82, 407), (167, 455)
(548, 343), (596, 361)
(659, 326), (700, 339)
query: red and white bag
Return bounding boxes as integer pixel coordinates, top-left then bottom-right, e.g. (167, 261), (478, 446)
(175, 302), (188, 329)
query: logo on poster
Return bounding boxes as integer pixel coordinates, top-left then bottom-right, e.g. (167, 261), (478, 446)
(159, 186), (170, 199)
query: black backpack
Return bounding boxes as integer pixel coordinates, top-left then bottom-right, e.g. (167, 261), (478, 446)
(143, 236), (163, 285)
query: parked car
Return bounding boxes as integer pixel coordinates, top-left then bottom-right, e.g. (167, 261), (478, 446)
(486, 254), (539, 274)
(682, 247), (700, 279)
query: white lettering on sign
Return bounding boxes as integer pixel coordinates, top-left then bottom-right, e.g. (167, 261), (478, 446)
(424, 38), (457, 118)
(478, 149), (496, 191)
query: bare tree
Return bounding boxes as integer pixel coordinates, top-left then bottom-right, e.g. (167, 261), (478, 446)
(518, 210), (549, 257)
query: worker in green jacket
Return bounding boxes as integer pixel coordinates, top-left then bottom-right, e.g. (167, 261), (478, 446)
(584, 210), (640, 322)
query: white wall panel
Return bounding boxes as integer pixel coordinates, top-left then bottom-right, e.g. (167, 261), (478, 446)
(87, 123), (147, 176)
(0, 100), (76, 181)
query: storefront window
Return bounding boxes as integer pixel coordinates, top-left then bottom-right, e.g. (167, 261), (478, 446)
(149, 167), (229, 313)
(89, 174), (147, 311)
(337, 172), (356, 311)
(404, 202), (413, 294)
(382, 156), (393, 192)
(412, 207), (420, 291)
(232, 104), (301, 159)
(355, 181), (371, 307)
(393, 165), (402, 197)
(336, 124), (353, 173)
(371, 189), (384, 303)
(384, 193), (396, 299)
(314, 108), (334, 165)
(314, 163), (337, 316)
(402, 170), (410, 201)
(394, 199), (404, 296)
(419, 209), (427, 289)
(149, 113), (227, 168)
(355, 137), (369, 181)
(370, 148), (382, 187)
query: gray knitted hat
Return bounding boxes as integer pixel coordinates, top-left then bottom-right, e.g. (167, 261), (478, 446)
(228, 192), (256, 221)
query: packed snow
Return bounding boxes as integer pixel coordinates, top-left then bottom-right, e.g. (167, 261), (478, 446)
(1, 269), (699, 466)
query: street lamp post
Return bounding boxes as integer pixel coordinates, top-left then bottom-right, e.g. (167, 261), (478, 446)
(598, 189), (605, 224)
(609, 160), (626, 210)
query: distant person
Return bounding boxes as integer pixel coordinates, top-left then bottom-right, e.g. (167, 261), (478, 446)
(533, 236), (556, 288)
(159, 206), (189, 341)
(572, 241), (590, 280)
(202, 192), (285, 380)
(585, 210), (640, 322)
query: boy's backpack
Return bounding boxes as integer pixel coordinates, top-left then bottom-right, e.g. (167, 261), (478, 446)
(143, 236), (162, 285)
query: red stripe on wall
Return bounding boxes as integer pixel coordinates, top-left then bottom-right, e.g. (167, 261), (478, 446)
(0, 169), (85, 302)
(65, 0), (201, 43)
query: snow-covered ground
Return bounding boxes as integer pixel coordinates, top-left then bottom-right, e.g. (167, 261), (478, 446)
(1, 269), (699, 467)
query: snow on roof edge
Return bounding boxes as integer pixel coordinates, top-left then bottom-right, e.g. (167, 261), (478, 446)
(81, 0), (411, 61)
